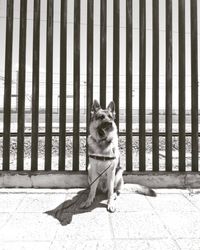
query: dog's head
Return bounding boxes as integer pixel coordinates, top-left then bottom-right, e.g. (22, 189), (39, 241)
(89, 100), (117, 142)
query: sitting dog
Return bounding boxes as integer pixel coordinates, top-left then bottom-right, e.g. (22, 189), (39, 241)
(80, 100), (155, 213)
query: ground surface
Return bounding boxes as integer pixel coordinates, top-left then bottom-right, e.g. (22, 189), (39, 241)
(0, 186), (200, 250)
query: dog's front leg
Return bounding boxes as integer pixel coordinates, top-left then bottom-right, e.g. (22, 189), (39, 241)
(80, 171), (99, 209)
(107, 169), (116, 213)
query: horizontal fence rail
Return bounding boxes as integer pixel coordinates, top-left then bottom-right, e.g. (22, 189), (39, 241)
(0, 0), (199, 173)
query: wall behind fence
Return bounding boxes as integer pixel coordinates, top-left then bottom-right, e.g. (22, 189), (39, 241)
(0, 0), (199, 172)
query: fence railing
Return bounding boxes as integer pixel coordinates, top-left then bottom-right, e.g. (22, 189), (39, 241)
(0, 0), (199, 172)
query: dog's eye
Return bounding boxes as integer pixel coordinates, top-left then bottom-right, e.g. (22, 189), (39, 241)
(99, 114), (105, 120)
(108, 114), (113, 119)
(96, 114), (105, 120)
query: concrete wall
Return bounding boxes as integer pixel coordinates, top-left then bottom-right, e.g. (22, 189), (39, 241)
(0, 171), (200, 189)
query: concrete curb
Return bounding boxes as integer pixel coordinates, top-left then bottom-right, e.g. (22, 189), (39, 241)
(0, 171), (200, 188)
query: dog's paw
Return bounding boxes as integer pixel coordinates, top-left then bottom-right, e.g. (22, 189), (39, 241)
(107, 202), (116, 213)
(80, 200), (93, 209)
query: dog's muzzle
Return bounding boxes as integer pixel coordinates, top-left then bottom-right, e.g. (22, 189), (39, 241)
(98, 121), (113, 137)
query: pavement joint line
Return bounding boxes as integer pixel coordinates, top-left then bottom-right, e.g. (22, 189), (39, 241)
(108, 213), (115, 241)
(0, 240), (52, 243)
(2, 237), (200, 243)
(0, 212), (13, 232)
(3, 193), (27, 225)
(1, 237), (198, 242)
(173, 239), (183, 249)
(145, 195), (181, 250)
(182, 192), (200, 212)
(49, 228), (59, 249)
(93, 237), (176, 240)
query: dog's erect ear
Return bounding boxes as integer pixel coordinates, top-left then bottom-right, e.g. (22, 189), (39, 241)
(107, 101), (115, 113)
(92, 100), (101, 113)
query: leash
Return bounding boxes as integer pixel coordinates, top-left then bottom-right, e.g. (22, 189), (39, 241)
(59, 161), (114, 211)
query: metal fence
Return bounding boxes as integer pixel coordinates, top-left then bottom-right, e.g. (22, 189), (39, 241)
(0, 0), (199, 172)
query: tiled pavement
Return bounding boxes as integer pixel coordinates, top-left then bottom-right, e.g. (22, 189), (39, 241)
(0, 186), (200, 250)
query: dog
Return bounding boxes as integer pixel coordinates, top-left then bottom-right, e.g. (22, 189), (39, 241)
(80, 100), (156, 213)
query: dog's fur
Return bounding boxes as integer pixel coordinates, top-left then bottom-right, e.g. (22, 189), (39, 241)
(80, 100), (156, 213)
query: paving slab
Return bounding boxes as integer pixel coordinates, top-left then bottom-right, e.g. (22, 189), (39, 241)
(116, 194), (154, 212)
(183, 192), (200, 212)
(159, 211), (200, 239)
(0, 242), (51, 250)
(146, 193), (198, 212)
(16, 193), (68, 213)
(114, 239), (180, 250)
(176, 239), (200, 250)
(110, 211), (171, 239)
(0, 193), (25, 212)
(0, 213), (59, 241)
(0, 187), (199, 250)
(55, 212), (112, 240)
(49, 240), (114, 250)
(0, 213), (12, 228)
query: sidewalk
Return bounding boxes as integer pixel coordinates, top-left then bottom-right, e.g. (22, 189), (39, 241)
(0, 186), (200, 250)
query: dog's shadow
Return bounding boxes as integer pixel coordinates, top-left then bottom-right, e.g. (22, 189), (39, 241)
(45, 190), (107, 226)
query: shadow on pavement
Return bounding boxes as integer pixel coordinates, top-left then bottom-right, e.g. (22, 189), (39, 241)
(45, 190), (107, 226)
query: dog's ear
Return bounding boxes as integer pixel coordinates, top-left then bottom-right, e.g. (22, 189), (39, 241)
(107, 101), (115, 114)
(92, 100), (101, 113)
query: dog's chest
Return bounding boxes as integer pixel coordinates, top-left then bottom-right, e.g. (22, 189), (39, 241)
(88, 136), (118, 156)
(89, 157), (118, 175)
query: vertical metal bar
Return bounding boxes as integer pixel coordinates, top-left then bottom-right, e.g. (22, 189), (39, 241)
(165, 0), (172, 171)
(191, 0), (198, 171)
(45, 0), (53, 171)
(73, 0), (80, 171)
(100, 0), (107, 108)
(17, 0), (27, 171)
(3, 0), (14, 171)
(86, 0), (94, 168)
(59, 0), (67, 171)
(139, 0), (146, 171)
(126, 0), (132, 171)
(178, 0), (185, 171)
(113, 0), (120, 129)
(31, 0), (40, 171)
(152, 0), (159, 171)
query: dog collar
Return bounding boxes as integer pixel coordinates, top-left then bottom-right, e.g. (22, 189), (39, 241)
(89, 154), (116, 161)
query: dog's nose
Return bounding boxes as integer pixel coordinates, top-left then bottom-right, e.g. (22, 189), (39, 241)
(102, 121), (112, 129)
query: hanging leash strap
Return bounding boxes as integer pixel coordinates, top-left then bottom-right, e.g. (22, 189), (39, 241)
(60, 161), (113, 211)
(87, 161), (113, 187)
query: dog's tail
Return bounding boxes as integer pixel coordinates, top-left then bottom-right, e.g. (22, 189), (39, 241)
(124, 184), (156, 197)
(135, 185), (156, 197)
